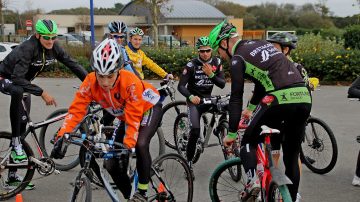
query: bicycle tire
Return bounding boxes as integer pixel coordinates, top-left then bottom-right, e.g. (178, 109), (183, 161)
(0, 131), (36, 200)
(150, 153), (193, 202)
(267, 182), (292, 202)
(300, 116), (338, 174)
(209, 157), (246, 202)
(174, 112), (206, 163)
(159, 101), (187, 149)
(70, 177), (92, 202)
(217, 121), (241, 182)
(39, 108), (87, 171)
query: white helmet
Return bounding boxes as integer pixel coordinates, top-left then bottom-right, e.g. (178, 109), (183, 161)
(91, 38), (123, 75)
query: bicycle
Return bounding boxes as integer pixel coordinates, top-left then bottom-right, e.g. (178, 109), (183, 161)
(209, 122), (292, 202)
(68, 128), (193, 202)
(299, 115), (338, 174)
(0, 94), (65, 200)
(173, 94), (241, 181)
(40, 84), (168, 171)
(156, 79), (188, 150)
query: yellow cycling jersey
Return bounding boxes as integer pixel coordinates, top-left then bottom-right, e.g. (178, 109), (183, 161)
(125, 45), (167, 79)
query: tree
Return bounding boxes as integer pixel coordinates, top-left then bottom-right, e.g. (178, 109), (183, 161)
(135, 0), (172, 47)
(215, 1), (246, 18)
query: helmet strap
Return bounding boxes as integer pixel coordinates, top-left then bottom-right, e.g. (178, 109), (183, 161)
(219, 38), (232, 59)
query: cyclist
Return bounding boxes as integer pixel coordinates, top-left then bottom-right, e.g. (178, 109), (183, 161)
(51, 38), (162, 202)
(0, 19), (87, 190)
(125, 27), (173, 80)
(209, 20), (312, 201)
(177, 36), (225, 175)
(102, 21), (140, 127)
(348, 76), (360, 186)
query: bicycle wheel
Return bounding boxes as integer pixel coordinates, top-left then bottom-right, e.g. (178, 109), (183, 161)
(174, 113), (191, 160)
(209, 157), (246, 202)
(173, 112), (208, 163)
(300, 116), (338, 174)
(39, 108), (87, 171)
(159, 101), (187, 149)
(0, 132), (35, 200)
(217, 121), (241, 182)
(70, 177), (92, 202)
(267, 182), (292, 202)
(149, 153), (193, 202)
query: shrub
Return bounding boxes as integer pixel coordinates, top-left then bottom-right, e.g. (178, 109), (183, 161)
(343, 25), (360, 49)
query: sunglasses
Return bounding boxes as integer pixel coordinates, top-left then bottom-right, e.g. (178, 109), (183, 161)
(41, 35), (57, 40)
(198, 49), (212, 53)
(112, 34), (125, 39)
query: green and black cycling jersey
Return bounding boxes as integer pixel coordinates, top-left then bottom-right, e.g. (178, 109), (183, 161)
(178, 56), (225, 99)
(229, 39), (311, 133)
(0, 35), (88, 95)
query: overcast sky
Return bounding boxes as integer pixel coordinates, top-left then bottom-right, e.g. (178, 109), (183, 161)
(7, 0), (360, 17)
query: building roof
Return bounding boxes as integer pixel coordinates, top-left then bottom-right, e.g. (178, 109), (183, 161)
(161, 0), (225, 18)
(120, 0), (225, 20)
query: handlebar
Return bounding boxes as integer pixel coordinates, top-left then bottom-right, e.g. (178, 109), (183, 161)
(200, 94), (230, 105)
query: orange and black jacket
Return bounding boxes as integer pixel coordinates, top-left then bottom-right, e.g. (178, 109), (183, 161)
(57, 70), (160, 148)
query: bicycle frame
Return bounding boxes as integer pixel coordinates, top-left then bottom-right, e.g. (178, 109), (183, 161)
(257, 131), (292, 200)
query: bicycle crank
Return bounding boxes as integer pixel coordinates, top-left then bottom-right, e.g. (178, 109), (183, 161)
(31, 157), (58, 176)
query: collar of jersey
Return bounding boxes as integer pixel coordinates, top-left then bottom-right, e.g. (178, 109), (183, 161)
(197, 56), (212, 64)
(127, 42), (139, 53)
(232, 39), (242, 56)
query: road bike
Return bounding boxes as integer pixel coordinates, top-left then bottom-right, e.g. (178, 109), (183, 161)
(209, 122), (292, 202)
(68, 128), (193, 202)
(173, 94), (241, 181)
(156, 80), (187, 150)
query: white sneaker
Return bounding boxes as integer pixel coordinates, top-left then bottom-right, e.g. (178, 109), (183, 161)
(352, 175), (360, 186)
(295, 192), (302, 202)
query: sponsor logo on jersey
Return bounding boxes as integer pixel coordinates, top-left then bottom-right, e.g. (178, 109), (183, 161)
(142, 88), (160, 105)
(260, 50), (270, 62)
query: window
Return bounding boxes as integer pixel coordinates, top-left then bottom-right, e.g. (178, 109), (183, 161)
(0, 45), (6, 52)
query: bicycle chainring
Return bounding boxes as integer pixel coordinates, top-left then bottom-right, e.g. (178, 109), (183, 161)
(37, 158), (56, 176)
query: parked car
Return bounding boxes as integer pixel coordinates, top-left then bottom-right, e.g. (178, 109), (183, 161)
(0, 42), (19, 62)
(142, 35), (154, 46)
(57, 34), (83, 46)
(158, 35), (181, 47)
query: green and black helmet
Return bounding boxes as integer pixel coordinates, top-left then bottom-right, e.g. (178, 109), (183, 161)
(35, 19), (58, 35)
(267, 32), (298, 49)
(129, 27), (144, 37)
(196, 36), (211, 49)
(209, 20), (237, 51)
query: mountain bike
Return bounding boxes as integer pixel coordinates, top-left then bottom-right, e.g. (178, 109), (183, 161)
(0, 94), (64, 200)
(68, 129), (193, 202)
(173, 94), (241, 181)
(209, 124), (292, 202)
(300, 115), (338, 174)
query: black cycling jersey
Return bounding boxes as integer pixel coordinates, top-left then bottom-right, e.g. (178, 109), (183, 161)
(228, 39), (307, 133)
(348, 77), (360, 98)
(0, 35), (88, 96)
(178, 56), (225, 99)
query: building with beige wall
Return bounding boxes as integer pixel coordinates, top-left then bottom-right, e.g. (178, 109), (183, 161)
(34, 14), (146, 40)
(120, 0), (243, 45)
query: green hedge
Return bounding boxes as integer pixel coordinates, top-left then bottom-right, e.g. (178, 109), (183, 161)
(292, 33), (360, 82)
(343, 25), (360, 50)
(47, 35), (359, 82)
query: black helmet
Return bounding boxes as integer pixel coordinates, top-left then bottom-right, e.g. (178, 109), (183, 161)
(267, 32), (298, 49)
